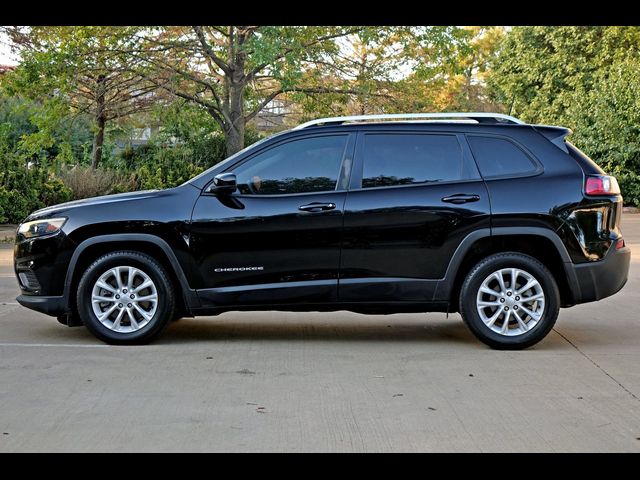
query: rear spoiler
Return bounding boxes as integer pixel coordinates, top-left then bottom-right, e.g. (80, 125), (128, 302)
(532, 125), (572, 154)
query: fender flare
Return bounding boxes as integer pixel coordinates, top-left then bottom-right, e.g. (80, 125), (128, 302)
(434, 226), (574, 301)
(62, 233), (200, 312)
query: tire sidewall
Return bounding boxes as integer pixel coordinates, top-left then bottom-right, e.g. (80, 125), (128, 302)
(77, 252), (174, 344)
(460, 253), (560, 350)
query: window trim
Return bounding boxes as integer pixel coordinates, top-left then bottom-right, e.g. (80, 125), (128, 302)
(350, 130), (481, 191)
(464, 133), (544, 181)
(202, 132), (355, 197)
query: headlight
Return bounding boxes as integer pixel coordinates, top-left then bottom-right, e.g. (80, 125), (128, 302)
(17, 218), (67, 239)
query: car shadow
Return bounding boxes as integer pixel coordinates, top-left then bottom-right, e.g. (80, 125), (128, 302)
(29, 312), (581, 350)
(157, 313), (485, 346)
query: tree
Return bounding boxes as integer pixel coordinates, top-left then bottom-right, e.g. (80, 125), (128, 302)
(137, 26), (370, 156)
(569, 56), (640, 205)
(287, 27), (472, 118)
(140, 26), (472, 156)
(4, 26), (157, 169)
(488, 26), (640, 124)
(488, 26), (640, 205)
(443, 26), (505, 112)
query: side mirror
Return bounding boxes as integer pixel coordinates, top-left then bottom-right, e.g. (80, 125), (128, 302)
(207, 173), (237, 195)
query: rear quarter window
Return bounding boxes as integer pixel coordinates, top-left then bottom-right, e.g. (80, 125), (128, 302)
(467, 135), (539, 178)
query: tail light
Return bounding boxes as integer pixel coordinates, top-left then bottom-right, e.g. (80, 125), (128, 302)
(585, 175), (621, 196)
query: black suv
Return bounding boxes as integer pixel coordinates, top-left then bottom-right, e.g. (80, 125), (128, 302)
(14, 113), (630, 349)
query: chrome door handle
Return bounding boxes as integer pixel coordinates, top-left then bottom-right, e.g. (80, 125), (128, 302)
(441, 194), (480, 204)
(298, 202), (337, 212)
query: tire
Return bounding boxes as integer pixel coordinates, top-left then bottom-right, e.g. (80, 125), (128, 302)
(459, 252), (560, 350)
(76, 251), (175, 345)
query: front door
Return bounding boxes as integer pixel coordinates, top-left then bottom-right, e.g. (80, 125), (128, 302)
(190, 133), (354, 307)
(339, 130), (491, 302)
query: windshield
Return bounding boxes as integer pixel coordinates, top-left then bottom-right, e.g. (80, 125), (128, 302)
(185, 132), (287, 186)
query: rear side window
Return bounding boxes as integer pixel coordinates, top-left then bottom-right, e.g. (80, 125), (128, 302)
(467, 136), (538, 178)
(361, 134), (469, 188)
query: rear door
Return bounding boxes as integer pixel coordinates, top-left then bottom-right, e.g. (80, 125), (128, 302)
(339, 130), (491, 302)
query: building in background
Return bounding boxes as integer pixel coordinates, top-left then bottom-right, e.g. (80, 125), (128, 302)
(253, 99), (291, 132)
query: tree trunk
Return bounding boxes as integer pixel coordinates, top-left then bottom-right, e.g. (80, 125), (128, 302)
(224, 122), (245, 157)
(91, 75), (107, 170)
(224, 81), (246, 157)
(91, 115), (106, 169)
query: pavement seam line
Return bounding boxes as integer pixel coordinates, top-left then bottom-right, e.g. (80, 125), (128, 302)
(553, 328), (640, 403)
(0, 343), (111, 348)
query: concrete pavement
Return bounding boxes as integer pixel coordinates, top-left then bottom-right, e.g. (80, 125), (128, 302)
(1, 216), (639, 452)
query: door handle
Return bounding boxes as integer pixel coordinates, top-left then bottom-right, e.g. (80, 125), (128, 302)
(298, 202), (337, 212)
(441, 194), (481, 204)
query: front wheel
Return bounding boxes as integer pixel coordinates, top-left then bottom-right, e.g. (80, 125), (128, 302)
(76, 251), (175, 345)
(459, 252), (560, 350)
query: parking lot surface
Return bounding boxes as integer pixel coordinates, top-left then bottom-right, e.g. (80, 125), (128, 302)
(1, 215), (639, 452)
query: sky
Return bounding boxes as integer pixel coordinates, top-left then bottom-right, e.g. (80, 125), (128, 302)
(0, 30), (19, 65)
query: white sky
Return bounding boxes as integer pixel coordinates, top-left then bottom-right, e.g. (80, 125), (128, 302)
(0, 30), (19, 66)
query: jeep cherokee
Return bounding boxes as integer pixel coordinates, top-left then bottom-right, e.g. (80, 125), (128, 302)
(13, 112), (631, 349)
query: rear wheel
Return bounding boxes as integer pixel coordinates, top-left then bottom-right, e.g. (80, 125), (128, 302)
(77, 251), (175, 345)
(459, 252), (559, 350)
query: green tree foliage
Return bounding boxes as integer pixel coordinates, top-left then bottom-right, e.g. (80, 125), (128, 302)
(289, 27), (474, 118)
(4, 26), (156, 169)
(107, 128), (263, 191)
(0, 95), (94, 166)
(142, 26), (371, 156)
(489, 26), (640, 204)
(569, 57), (640, 205)
(489, 26), (640, 123)
(143, 26), (472, 155)
(0, 122), (72, 223)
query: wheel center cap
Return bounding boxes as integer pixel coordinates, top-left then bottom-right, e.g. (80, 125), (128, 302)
(505, 296), (517, 307)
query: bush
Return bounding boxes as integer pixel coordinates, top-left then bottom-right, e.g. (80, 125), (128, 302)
(59, 166), (137, 199)
(133, 147), (205, 191)
(0, 103), (267, 221)
(617, 173), (640, 207)
(0, 151), (42, 223)
(0, 186), (37, 224)
(40, 176), (72, 207)
(0, 151), (73, 223)
(106, 128), (264, 191)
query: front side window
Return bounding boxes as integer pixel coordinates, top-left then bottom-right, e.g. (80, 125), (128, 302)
(233, 135), (348, 195)
(361, 134), (467, 188)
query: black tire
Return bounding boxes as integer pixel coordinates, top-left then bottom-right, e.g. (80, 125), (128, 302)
(459, 252), (560, 350)
(76, 251), (175, 345)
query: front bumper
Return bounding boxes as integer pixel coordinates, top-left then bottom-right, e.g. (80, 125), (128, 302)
(564, 243), (631, 304)
(14, 230), (74, 297)
(14, 229), (75, 320)
(16, 294), (67, 316)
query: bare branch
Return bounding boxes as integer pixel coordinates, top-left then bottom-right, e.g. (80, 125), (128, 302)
(192, 26), (232, 76)
(244, 89), (283, 122)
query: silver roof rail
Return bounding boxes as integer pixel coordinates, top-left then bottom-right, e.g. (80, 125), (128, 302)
(293, 112), (526, 130)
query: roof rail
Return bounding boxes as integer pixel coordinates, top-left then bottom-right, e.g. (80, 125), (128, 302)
(293, 112), (526, 130)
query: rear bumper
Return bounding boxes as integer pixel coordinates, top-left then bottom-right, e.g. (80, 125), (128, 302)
(564, 244), (631, 304)
(16, 294), (67, 316)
